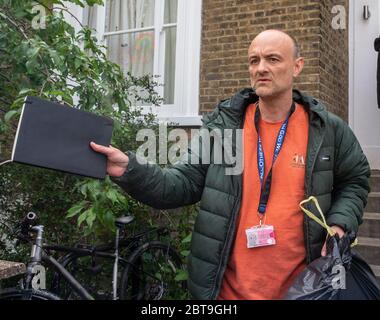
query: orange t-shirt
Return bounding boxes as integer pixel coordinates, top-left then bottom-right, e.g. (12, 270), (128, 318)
(218, 102), (309, 300)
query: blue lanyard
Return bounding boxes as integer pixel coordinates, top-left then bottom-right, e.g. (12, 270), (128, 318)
(254, 102), (296, 215)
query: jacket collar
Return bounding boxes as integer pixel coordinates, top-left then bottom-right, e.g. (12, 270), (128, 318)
(226, 88), (328, 127)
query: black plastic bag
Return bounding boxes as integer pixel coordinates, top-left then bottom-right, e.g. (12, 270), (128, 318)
(284, 232), (380, 300)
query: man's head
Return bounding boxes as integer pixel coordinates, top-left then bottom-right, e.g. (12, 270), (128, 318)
(248, 29), (304, 98)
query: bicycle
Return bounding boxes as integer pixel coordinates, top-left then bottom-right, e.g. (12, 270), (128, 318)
(0, 212), (187, 300)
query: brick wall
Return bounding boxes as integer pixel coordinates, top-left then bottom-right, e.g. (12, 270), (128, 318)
(199, 0), (349, 121)
(319, 0), (348, 119)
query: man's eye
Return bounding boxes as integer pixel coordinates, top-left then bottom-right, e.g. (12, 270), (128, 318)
(250, 59), (258, 65)
(269, 58), (278, 63)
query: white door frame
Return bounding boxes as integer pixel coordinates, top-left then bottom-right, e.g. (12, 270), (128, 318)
(349, 0), (380, 170)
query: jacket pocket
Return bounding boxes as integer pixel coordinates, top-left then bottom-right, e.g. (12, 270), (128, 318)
(314, 146), (334, 172)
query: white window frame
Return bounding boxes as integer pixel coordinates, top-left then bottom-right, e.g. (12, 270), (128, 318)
(63, 0), (202, 127)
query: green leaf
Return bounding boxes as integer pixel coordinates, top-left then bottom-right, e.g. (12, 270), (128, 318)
(174, 270), (188, 281)
(115, 192), (128, 205)
(181, 233), (192, 244)
(74, 57), (82, 70)
(87, 180), (101, 199)
(86, 209), (96, 228)
(104, 211), (115, 230)
(61, 92), (74, 107)
(66, 201), (86, 218)
(180, 250), (190, 257)
(78, 208), (92, 227)
(80, 184), (87, 196)
(50, 52), (63, 68)
(18, 88), (35, 96)
(86, 0), (104, 5)
(46, 90), (66, 97)
(106, 189), (118, 204)
(26, 59), (38, 72)
(69, 0), (85, 8)
(29, 47), (40, 59)
(4, 110), (18, 123)
(10, 97), (27, 110)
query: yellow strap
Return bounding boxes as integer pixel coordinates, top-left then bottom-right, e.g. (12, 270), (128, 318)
(299, 196), (357, 247)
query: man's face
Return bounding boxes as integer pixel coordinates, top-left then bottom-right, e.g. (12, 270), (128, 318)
(248, 32), (304, 98)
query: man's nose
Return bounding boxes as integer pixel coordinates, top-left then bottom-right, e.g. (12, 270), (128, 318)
(257, 59), (268, 74)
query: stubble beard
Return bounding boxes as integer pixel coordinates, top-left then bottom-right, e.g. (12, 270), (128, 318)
(253, 82), (275, 98)
(253, 80), (292, 100)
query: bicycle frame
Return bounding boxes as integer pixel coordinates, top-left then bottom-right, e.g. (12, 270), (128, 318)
(8, 213), (175, 300)
(23, 224), (130, 300)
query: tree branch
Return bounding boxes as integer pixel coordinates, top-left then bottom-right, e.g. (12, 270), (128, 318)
(0, 11), (28, 39)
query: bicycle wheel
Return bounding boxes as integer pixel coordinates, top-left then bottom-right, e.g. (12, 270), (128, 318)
(0, 288), (60, 300)
(120, 241), (187, 300)
(50, 252), (125, 300)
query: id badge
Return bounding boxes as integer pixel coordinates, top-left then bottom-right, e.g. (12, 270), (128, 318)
(245, 225), (276, 248)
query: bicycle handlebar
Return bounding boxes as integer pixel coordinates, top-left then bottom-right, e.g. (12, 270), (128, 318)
(20, 212), (37, 234)
(14, 212), (38, 244)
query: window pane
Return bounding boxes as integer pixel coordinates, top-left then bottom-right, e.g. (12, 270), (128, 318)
(164, 26), (176, 104)
(83, 5), (97, 31)
(105, 0), (155, 33)
(164, 0), (177, 24)
(106, 31), (154, 78)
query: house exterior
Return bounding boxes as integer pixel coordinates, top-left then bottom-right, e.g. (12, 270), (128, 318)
(64, 0), (380, 170)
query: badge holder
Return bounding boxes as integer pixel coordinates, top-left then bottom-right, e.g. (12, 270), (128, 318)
(245, 215), (276, 249)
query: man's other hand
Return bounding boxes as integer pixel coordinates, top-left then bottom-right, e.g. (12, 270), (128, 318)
(320, 225), (345, 257)
(90, 142), (129, 177)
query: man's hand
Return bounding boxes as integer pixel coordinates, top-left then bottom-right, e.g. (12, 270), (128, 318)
(90, 142), (129, 177)
(321, 225), (345, 257)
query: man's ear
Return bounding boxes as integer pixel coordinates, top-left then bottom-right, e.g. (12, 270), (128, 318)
(293, 57), (304, 77)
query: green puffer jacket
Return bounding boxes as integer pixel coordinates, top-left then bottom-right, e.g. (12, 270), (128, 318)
(112, 88), (370, 300)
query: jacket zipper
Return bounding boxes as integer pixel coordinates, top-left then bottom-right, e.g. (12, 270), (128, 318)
(210, 107), (247, 299)
(304, 123), (325, 263)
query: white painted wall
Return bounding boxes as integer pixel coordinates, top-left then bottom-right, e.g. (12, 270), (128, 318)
(349, 0), (380, 169)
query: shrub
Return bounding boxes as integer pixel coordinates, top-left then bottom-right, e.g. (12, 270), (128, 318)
(0, 1), (196, 299)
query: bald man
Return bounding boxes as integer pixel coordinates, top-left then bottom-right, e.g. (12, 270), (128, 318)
(91, 30), (370, 300)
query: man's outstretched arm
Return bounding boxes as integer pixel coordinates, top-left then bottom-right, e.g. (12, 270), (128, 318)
(90, 141), (208, 209)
